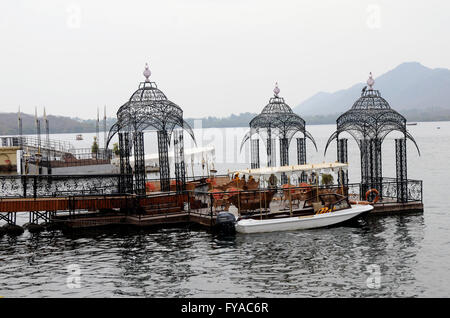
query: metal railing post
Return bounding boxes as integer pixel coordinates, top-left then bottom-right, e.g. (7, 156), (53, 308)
(210, 193), (213, 227)
(33, 176), (37, 199)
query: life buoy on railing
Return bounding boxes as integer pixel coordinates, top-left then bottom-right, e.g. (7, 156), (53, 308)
(365, 188), (380, 204)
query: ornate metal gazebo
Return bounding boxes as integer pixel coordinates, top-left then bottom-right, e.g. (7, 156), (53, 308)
(107, 64), (196, 195)
(240, 83), (317, 183)
(324, 73), (420, 202)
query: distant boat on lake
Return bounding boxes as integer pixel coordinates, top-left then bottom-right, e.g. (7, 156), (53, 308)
(76, 134), (83, 140)
(407, 122), (418, 126)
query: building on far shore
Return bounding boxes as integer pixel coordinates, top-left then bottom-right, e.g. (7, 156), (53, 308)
(0, 146), (19, 174)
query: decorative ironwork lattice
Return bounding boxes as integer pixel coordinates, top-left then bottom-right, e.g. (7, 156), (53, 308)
(241, 84), (317, 169)
(296, 137), (306, 165)
(118, 132), (133, 194)
(0, 175), (120, 198)
(251, 139), (260, 169)
(266, 135), (277, 167)
(325, 76), (420, 198)
(296, 137), (307, 182)
(133, 131), (146, 196)
(368, 138), (383, 198)
(173, 130), (186, 194)
(396, 138), (408, 203)
(359, 139), (370, 196)
(107, 64), (195, 194)
(118, 132), (125, 193)
(158, 130), (170, 192)
(279, 137), (289, 184)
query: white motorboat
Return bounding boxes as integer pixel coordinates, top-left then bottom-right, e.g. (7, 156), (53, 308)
(235, 203), (373, 234)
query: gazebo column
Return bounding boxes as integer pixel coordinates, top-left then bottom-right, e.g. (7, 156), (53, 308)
(395, 138), (408, 203)
(279, 137), (289, 184)
(251, 138), (260, 169)
(157, 130), (170, 192)
(297, 137), (307, 182)
(368, 138), (383, 199)
(173, 130), (186, 194)
(133, 131), (146, 196)
(119, 131), (133, 194)
(360, 139), (370, 198)
(266, 128), (276, 167)
(337, 138), (348, 187)
(118, 132), (125, 193)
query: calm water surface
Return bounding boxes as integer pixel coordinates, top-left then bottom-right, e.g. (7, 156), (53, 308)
(0, 121), (449, 297)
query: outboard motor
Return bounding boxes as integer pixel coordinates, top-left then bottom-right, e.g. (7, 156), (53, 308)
(215, 212), (236, 235)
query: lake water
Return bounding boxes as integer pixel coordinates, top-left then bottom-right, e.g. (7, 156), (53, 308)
(0, 121), (449, 297)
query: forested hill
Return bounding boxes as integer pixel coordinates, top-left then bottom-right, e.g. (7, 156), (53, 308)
(1, 104), (450, 136)
(0, 112), (116, 135)
(294, 62), (450, 117)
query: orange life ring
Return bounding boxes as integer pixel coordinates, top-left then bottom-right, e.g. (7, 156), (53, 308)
(365, 188), (380, 204)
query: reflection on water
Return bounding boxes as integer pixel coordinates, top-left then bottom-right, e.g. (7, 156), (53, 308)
(1, 122), (450, 297)
(0, 214), (428, 297)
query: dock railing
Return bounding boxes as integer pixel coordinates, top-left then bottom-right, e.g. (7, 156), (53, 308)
(185, 178), (423, 218)
(360, 177), (423, 203)
(0, 174), (121, 198)
(0, 174), (422, 218)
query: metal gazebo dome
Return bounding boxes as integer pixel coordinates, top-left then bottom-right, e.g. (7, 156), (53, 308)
(349, 90), (391, 110)
(324, 73), (420, 153)
(240, 83), (317, 183)
(324, 73), (420, 202)
(245, 95), (317, 146)
(107, 63), (195, 195)
(111, 65), (195, 139)
(260, 96), (295, 114)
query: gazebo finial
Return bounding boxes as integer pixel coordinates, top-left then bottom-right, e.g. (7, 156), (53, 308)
(143, 63), (151, 82)
(273, 82), (280, 96)
(367, 72), (375, 90)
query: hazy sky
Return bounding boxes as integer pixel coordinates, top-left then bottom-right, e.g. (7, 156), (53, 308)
(1, 0), (449, 119)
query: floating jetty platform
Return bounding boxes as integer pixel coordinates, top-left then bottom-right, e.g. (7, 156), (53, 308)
(0, 67), (424, 236)
(0, 174), (423, 236)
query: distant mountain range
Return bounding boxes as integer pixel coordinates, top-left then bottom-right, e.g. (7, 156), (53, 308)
(1, 61), (449, 135)
(293, 62), (450, 119)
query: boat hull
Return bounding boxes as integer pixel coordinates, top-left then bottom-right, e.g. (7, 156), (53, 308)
(235, 204), (373, 234)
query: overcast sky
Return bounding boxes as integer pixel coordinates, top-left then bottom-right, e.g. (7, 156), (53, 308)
(1, 0), (449, 119)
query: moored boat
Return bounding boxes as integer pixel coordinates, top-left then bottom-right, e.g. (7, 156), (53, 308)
(223, 162), (374, 234)
(235, 203), (373, 234)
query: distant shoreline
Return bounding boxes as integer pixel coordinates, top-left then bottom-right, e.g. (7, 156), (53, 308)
(0, 119), (448, 137)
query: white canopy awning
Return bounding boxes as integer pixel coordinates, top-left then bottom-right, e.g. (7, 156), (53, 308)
(231, 162), (348, 177)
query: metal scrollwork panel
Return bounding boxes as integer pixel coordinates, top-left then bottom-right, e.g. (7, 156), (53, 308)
(0, 175), (120, 198)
